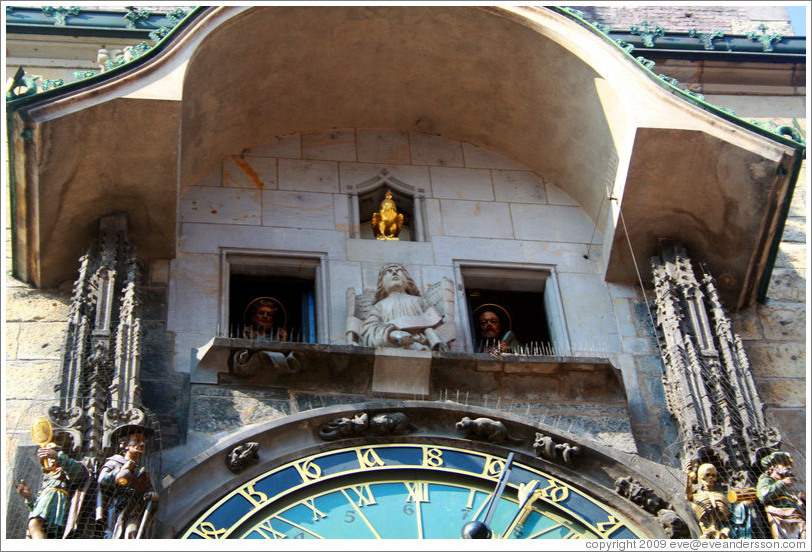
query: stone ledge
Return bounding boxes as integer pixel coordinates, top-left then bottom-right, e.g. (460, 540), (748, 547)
(191, 338), (623, 407)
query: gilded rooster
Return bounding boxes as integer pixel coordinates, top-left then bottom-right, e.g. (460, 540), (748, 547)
(372, 190), (404, 240)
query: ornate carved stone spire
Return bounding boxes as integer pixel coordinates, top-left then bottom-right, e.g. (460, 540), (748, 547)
(652, 242), (781, 489)
(48, 214), (150, 462)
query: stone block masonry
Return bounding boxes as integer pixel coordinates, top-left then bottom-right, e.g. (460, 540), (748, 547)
(574, 6), (793, 35)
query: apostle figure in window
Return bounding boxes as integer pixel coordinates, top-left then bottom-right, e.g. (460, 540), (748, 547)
(243, 297), (288, 341)
(14, 445), (88, 538)
(97, 426), (158, 539)
(361, 264), (445, 350)
(757, 451), (806, 539)
(474, 304), (520, 353)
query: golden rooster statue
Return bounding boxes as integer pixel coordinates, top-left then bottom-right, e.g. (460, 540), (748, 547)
(372, 190), (404, 240)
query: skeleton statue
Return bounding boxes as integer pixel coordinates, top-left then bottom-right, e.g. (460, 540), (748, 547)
(686, 462), (731, 539)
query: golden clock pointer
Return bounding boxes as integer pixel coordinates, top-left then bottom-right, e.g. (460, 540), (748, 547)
(498, 479), (542, 538)
(461, 452), (514, 538)
(30, 416), (58, 471)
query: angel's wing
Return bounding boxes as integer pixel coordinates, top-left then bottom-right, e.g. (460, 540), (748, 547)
(424, 278), (455, 320)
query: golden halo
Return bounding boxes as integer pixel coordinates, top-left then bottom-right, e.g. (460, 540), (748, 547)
(243, 297), (287, 329)
(472, 303), (512, 333)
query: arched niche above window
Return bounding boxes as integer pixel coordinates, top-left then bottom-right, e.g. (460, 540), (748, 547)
(347, 169), (426, 242)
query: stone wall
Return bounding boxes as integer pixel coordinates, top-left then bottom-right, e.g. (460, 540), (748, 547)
(607, 283), (678, 463)
(4, 274), (70, 508)
(167, 128), (645, 469)
(573, 5), (793, 35)
(733, 118), (807, 459)
(4, 174), (68, 509)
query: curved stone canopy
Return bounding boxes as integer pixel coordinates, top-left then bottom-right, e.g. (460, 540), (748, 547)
(10, 6), (801, 308)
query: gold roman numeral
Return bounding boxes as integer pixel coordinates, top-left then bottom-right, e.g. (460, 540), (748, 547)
(255, 519), (287, 539)
(356, 448), (385, 469)
(347, 484), (377, 507)
(404, 481), (429, 503)
(293, 459), (322, 482)
(301, 498), (328, 521)
(238, 483), (269, 508)
(466, 488), (477, 509)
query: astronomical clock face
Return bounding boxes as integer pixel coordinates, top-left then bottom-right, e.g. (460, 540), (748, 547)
(182, 444), (645, 540)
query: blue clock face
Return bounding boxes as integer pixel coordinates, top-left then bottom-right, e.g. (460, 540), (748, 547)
(238, 478), (598, 539)
(182, 444), (645, 539)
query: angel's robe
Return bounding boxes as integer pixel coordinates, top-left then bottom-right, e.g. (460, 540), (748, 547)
(361, 291), (443, 350)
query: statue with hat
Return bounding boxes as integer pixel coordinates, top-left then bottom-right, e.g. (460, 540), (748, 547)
(97, 425), (158, 539)
(756, 451), (806, 539)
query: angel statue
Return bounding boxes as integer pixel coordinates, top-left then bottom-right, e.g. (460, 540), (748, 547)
(372, 190), (404, 240)
(346, 264), (456, 351)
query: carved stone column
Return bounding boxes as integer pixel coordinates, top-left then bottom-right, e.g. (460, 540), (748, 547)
(652, 242), (781, 488)
(49, 213), (152, 461)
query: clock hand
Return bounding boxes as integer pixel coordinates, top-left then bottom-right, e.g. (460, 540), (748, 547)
(461, 452), (514, 539)
(498, 479), (541, 539)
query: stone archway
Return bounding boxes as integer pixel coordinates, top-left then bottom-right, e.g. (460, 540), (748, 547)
(155, 403), (693, 538)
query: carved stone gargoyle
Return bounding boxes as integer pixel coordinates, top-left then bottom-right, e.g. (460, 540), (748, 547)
(226, 442), (260, 473)
(533, 431), (581, 466)
(456, 417), (523, 445)
(318, 412), (416, 441)
(614, 476), (669, 514)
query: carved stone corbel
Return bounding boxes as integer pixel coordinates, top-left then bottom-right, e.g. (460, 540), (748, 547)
(657, 509), (691, 539)
(229, 349), (301, 378)
(102, 406), (147, 449)
(318, 412), (369, 441)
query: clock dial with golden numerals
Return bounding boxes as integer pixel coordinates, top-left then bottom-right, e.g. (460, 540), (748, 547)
(182, 444), (645, 539)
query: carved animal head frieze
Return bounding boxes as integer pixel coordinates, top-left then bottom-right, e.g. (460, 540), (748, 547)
(226, 442), (260, 474)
